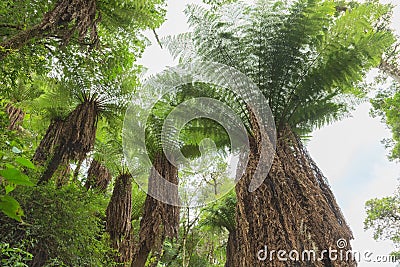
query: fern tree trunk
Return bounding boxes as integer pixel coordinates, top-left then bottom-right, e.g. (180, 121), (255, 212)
(225, 230), (236, 267)
(0, 0), (99, 60)
(38, 100), (98, 184)
(85, 159), (112, 192)
(228, 114), (354, 266)
(5, 103), (24, 131)
(106, 173), (133, 265)
(33, 118), (65, 165)
(131, 152), (180, 267)
(55, 162), (71, 187)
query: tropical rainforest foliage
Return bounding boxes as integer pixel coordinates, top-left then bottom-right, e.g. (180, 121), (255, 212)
(0, 0), (399, 266)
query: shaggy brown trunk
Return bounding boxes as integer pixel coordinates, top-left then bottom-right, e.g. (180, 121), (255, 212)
(6, 103), (24, 131)
(106, 173), (133, 265)
(39, 100), (98, 184)
(0, 0), (100, 60)
(230, 112), (354, 266)
(85, 159), (112, 192)
(224, 230), (236, 267)
(33, 118), (65, 165)
(131, 152), (180, 267)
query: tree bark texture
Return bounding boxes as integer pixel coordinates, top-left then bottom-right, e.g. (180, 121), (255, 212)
(5, 103), (24, 131)
(106, 173), (133, 265)
(229, 111), (354, 266)
(131, 152), (180, 267)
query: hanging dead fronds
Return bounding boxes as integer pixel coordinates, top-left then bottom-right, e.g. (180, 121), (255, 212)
(6, 103), (24, 131)
(33, 118), (65, 165)
(106, 173), (133, 265)
(131, 152), (179, 267)
(55, 162), (72, 187)
(85, 159), (112, 192)
(39, 100), (99, 184)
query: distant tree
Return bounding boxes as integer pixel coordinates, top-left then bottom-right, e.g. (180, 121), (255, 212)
(365, 186), (400, 259)
(373, 44), (400, 161)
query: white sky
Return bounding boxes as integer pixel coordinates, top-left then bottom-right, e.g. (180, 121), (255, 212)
(138, 1), (400, 266)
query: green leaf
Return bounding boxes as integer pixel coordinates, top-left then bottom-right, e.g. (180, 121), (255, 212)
(0, 195), (24, 222)
(0, 168), (35, 186)
(4, 183), (16, 194)
(15, 157), (36, 170)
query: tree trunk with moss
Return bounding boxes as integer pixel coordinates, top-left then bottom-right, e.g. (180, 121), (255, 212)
(106, 173), (133, 265)
(5, 103), (24, 131)
(224, 230), (236, 267)
(131, 152), (179, 267)
(33, 118), (65, 165)
(230, 116), (355, 266)
(0, 0), (100, 60)
(55, 162), (71, 187)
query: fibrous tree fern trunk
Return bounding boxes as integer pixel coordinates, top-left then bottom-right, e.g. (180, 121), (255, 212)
(5, 103), (24, 131)
(106, 173), (133, 265)
(131, 152), (179, 267)
(39, 100), (98, 184)
(225, 230), (236, 267)
(33, 118), (65, 165)
(85, 159), (112, 192)
(0, 0), (100, 60)
(230, 113), (354, 266)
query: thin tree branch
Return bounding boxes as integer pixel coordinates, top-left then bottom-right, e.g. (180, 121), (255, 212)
(153, 29), (163, 49)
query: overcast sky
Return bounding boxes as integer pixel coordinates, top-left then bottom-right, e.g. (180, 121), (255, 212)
(137, 1), (400, 266)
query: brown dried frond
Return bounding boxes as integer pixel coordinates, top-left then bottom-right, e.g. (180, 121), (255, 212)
(231, 112), (354, 266)
(106, 173), (133, 264)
